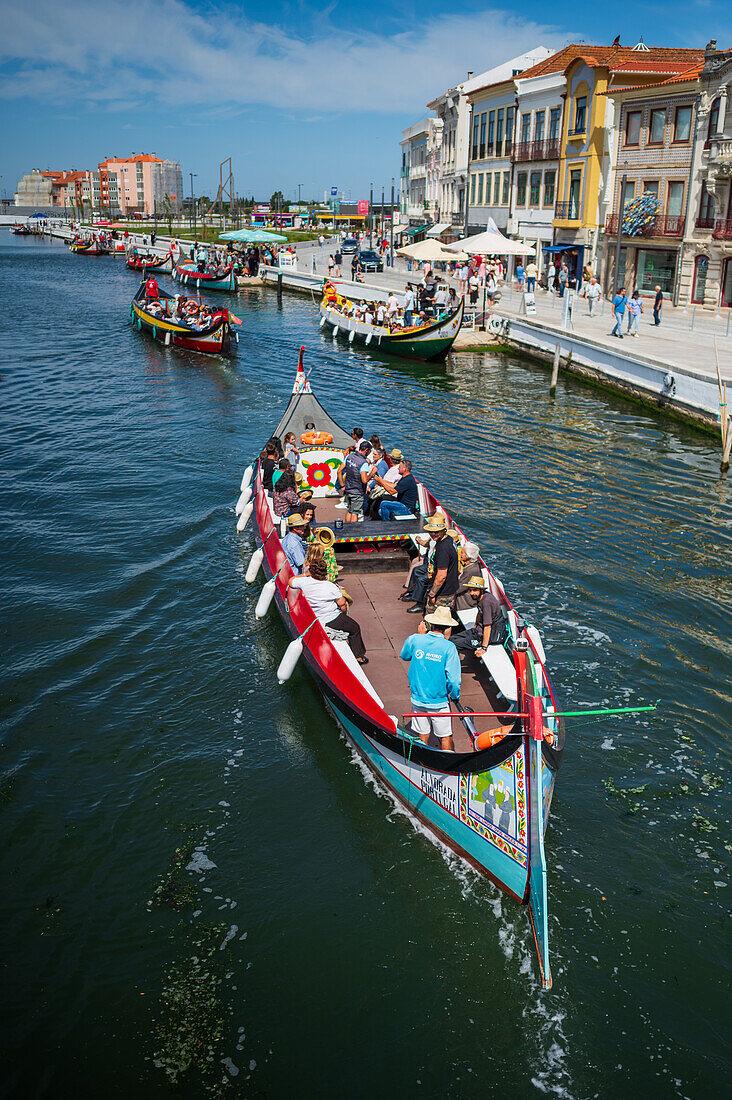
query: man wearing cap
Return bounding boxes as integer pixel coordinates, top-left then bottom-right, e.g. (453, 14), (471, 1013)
(407, 514), (459, 613)
(451, 576), (505, 657)
(400, 606), (461, 751)
(337, 439), (372, 522)
(282, 513), (308, 574)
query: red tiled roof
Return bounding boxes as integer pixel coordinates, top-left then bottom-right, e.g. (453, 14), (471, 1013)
(603, 63), (703, 94)
(519, 42), (704, 81)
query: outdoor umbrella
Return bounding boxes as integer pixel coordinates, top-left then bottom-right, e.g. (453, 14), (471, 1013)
(397, 238), (468, 263)
(445, 229), (535, 256)
(219, 228), (287, 243)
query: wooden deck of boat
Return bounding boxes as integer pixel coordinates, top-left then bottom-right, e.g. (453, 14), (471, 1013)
(337, 561), (506, 754)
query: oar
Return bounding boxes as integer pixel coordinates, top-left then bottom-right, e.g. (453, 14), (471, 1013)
(450, 699), (479, 747)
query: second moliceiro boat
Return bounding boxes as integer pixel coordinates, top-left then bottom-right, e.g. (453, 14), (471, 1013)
(130, 284), (237, 354)
(319, 282), (463, 361)
(239, 350), (564, 988)
(174, 261), (237, 292)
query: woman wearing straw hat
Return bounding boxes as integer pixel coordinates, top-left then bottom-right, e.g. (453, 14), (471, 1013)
(400, 605), (461, 751)
(312, 526), (339, 582)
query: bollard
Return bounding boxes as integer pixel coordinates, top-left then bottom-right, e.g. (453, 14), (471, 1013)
(277, 271), (283, 306)
(550, 344), (560, 392)
(690, 306), (696, 331)
(727, 311), (731, 338)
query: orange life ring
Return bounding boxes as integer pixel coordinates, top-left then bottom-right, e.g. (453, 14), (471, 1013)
(300, 430), (333, 446)
(475, 729), (508, 750)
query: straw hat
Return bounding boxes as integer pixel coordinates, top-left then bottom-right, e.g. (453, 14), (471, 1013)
(446, 527), (462, 544)
(424, 605), (458, 628)
(298, 488), (314, 502)
(287, 513), (306, 527)
(424, 514), (447, 533)
(465, 576), (486, 591)
(315, 526), (335, 548)
(389, 448), (403, 460)
(295, 471), (304, 485)
(338, 586), (353, 605)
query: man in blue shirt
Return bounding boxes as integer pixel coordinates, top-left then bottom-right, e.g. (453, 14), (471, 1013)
(403, 284), (415, 327)
(400, 606), (461, 751)
(380, 459), (418, 520)
(282, 513), (308, 574)
(610, 286), (627, 338)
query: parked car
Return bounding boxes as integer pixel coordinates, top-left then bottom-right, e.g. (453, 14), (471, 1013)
(341, 237), (359, 253)
(357, 249), (384, 273)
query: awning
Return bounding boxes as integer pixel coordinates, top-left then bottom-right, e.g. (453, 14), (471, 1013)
(402, 223), (432, 238)
(426, 222), (450, 238)
(543, 244), (581, 253)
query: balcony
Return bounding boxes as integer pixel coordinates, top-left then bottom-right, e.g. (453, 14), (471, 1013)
(713, 219), (732, 239)
(696, 215), (716, 229)
(514, 138), (561, 162)
(605, 213), (686, 238)
(555, 201), (580, 221)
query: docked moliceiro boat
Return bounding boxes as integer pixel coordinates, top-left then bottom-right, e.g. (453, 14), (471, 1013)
(174, 261), (237, 292)
(125, 250), (174, 273)
(240, 351), (564, 987)
(11, 224), (32, 235)
(319, 282), (463, 362)
(130, 284), (237, 354)
(70, 235), (113, 255)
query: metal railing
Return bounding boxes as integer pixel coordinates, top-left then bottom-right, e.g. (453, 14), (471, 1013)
(713, 219), (732, 239)
(696, 215), (716, 229)
(555, 201), (580, 220)
(514, 139), (561, 162)
(605, 213), (686, 238)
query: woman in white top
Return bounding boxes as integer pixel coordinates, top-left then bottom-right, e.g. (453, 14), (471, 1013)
(287, 557), (367, 662)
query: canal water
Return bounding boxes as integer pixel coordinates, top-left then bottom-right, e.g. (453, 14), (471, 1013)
(1, 235), (729, 1099)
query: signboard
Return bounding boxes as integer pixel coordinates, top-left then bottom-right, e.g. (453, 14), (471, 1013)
(331, 187), (338, 197)
(255, 203), (270, 213)
(357, 199), (369, 216)
(522, 290), (537, 316)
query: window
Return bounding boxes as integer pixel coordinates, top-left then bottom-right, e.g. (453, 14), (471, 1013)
(496, 108), (504, 156)
(502, 171), (510, 205)
(521, 113), (531, 143)
(649, 108), (666, 144)
(699, 181), (715, 223)
(643, 180), (659, 200)
(534, 110), (545, 143)
(692, 254), (709, 304)
(516, 172), (527, 205)
(505, 107), (514, 154)
(477, 173), (484, 205)
(667, 181), (684, 217)
(568, 168), (582, 218)
(479, 113), (487, 159)
(549, 107), (561, 140)
(472, 114), (479, 159)
(493, 172), (501, 204)
(574, 96), (587, 133)
(543, 171), (555, 206)
(625, 110), (642, 146)
(470, 174), (476, 204)
(674, 105), (692, 142)
(487, 111), (495, 156)
(637, 248), (678, 295)
(529, 171), (541, 206)
(707, 98), (720, 145)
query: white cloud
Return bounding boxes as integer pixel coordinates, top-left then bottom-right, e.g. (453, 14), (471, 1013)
(0, 0), (568, 116)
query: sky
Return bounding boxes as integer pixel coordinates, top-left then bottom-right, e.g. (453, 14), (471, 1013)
(1, 0), (728, 203)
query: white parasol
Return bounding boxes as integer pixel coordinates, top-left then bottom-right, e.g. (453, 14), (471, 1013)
(397, 238), (469, 263)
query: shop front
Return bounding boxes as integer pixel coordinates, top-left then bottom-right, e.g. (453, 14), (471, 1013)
(543, 243), (585, 289)
(634, 247), (678, 295)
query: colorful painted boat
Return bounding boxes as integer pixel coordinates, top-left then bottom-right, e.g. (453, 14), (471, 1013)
(130, 284), (237, 355)
(70, 237), (113, 256)
(240, 351), (564, 987)
(11, 224), (32, 236)
(174, 261), (237, 292)
(319, 286), (463, 362)
(125, 251), (174, 273)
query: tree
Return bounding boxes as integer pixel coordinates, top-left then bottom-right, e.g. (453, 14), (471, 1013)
(270, 190), (288, 212)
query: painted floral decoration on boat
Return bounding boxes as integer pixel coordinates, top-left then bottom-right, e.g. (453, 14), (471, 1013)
(305, 462), (333, 487)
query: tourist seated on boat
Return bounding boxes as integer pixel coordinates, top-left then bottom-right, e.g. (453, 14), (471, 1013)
(273, 469), (301, 517)
(379, 459), (418, 521)
(312, 526), (339, 582)
(300, 502), (316, 540)
(375, 302), (386, 326)
(400, 605), (461, 750)
(147, 300), (164, 318)
(282, 513), (308, 573)
(268, 435), (284, 460)
(434, 285), (450, 315)
(450, 576), (505, 658)
(454, 542), (482, 610)
(260, 442), (278, 490)
(364, 305), (374, 325)
(403, 514), (459, 612)
(272, 459), (289, 489)
(366, 447), (403, 518)
(287, 556), (368, 664)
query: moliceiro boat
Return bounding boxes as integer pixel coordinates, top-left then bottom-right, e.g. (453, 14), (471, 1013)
(125, 251), (174, 273)
(11, 224), (32, 236)
(130, 284), (237, 355)
(240, 350), (564, 988)
(319, 283), (463, 362)
(70, 236), (113, 256)
(174, 261), (237, 292)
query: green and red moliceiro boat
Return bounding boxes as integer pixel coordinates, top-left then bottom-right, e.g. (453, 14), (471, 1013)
(319, 284), (464, 362)
(174, 261), (237, 292)
(238, 350), (564, 988)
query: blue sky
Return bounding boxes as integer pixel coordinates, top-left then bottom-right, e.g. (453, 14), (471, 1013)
(1, 0), (728, 203)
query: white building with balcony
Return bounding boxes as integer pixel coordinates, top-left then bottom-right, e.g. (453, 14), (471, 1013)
(400, 118), (442, 228)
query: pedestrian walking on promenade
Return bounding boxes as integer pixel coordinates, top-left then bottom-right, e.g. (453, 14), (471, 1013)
(610, 287), (628, 338)
(516, 262), (525, 290)
(627, 290), (642, 336)
(334, 250), (342, 277)
(653, 285), (663, 326)
(586, 277), (601, 316)
(525, 261), (537, 293)
(328, 254), (334, 278)
(558, 264), (568, 298)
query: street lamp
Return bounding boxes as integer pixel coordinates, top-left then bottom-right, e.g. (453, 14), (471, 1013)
(190, 172), (197, 238)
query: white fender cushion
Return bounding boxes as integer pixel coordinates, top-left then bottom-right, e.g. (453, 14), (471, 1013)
(481, 645), (518, 702)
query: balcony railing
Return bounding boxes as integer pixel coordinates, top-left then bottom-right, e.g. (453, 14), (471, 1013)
(514, 139), (561, 162)
(713, 219), (732, 239)
(605, 213), (686, 238)
(696, 215), (716, 229)
(555, 201), (580, 220)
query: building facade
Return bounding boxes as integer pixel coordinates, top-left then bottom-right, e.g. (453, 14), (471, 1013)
(400, 119), (442, 225)
(14, 155), (183, 218)
(680, 41), (732, 307)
